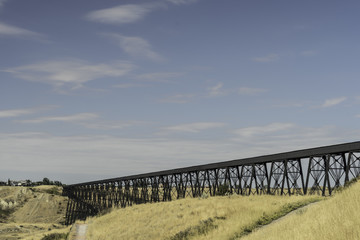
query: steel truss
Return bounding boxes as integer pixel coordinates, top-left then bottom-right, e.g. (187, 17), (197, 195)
(63, 141), (360, 225)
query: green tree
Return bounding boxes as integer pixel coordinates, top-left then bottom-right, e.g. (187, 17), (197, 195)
(26, 179), (32, 186)
(54, 181), (63, 186)
(42, 177), (50, 185)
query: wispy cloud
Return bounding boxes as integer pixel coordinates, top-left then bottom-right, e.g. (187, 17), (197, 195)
(238, 87), (267, 95)
(159, 94), (195, 103)
(0, 106), (57, 118)
(234, 122), (295, 138)
(231, 124), (354, 157)
(113, 83), (146, 89)
(0, 108), (38, 118)
(208, 84), (267, 97)
(0, 0), (40, 38)
(87, 4), (157, 24)
(4, 59), (135, 90)
(161, 122), (226, 133)
(166, 0), (199, 5)
(86, 1), (197, 25)
(0, 0), (7, 8)
(300, 50), (318, 56)
(0, 22), (41, 37)
(354, 96), (360, 103)
(2, 125), (357, 183)
(0, 106), (55, 118)
(208, 82), (226, 97)
(161, 84), (267, 104)
(16, 112), (142, 131)
(136, 72), (183, 82)
(81, 120), (142, 130)
(321, 97), (346, 108)
(271, 101), (307, 108)
(0, 132), (245, 182)
(18, 113), (98, 124)
(103, 33), (163, 61)
(252, 54), (279, 62)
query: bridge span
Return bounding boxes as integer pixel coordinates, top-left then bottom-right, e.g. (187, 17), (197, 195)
(63, 141), (360, 225)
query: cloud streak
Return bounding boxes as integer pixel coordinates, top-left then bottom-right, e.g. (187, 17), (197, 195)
(300, 50), (318, 56)
(321, 97), (346, 108)
(16, 113), (143, 131)
(159, 94), (195, 103)
(0, 108), (39, 118)
(0, 106), (56, 118)
(208, 82), (226, 97)
(18, 113), (99, 124)
(113, 83), (146, 89)
(208, 83), (267, 98)
(231, 124), (355, 158)
(0, 22), (40, 37)
(160, 84), (268, 104)
(87, 4), (156, 24)
(0, 1), (44, 39)
(4, 59), (135, 90)
(0, 133), (240, 183)
(162, 122), (226, 133)
(234, 122), (295, 138)
(166, 0), (199, 5)
(238, 87), (267, 96)
(103, 33), (163, 61)
(87, 1), (198, 25)
(135, 72), (183, 82)
(81, 121), (140, 130)
(0, 0), (7, 8)
(1, 124), (358, 184)
(252, 54), (279, 62)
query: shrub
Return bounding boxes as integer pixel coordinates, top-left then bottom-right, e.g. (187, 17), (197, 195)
(0, 208), (14, 219)
(170, 218), (217, 240)
(216, 183), (230, 196)
(41, 233), (68, 240)
(45, 187), (61, 195)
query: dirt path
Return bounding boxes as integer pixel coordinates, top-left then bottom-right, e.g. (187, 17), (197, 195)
(257, 201), (320, 232)
(68, 223), (88, 240)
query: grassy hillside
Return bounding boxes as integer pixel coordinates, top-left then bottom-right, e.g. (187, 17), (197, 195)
(0, 185), (70, 240)
(243, 179), (360, 240)
(85, 194), (322, 240)
(3, 179), (359, 239)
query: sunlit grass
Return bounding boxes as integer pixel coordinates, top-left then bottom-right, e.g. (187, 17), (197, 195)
(242, 179), (360, 240)
(85, 193), (321, 240)
(84, 179), (360, 240)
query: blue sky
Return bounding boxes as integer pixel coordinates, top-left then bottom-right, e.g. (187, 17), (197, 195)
(1, 0), (360, 184)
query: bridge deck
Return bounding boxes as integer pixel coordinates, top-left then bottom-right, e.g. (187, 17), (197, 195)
(67, 141), (360, 186)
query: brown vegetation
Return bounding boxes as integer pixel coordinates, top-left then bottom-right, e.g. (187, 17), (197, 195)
(85, 193), (321, 240)
(0, 185), (70, 240)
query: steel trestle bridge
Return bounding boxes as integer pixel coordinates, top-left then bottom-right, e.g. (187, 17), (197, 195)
(63, 141), (360, 225)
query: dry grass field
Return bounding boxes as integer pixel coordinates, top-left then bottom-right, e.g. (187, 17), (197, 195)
(2, 179), (360, 239)
(85, 194), (322, 240)
(242, 180), (360, 240)
(0, 185), (70, 240)
(85, 178), (360, 240)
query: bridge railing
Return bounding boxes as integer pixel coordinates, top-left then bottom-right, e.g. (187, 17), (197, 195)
(63, 141), (360, 225)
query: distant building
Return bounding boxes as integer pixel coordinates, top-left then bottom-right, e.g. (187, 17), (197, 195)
(8, 180), (29, 186)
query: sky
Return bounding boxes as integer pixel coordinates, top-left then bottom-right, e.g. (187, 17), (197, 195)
(1, 0), (360, 184)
